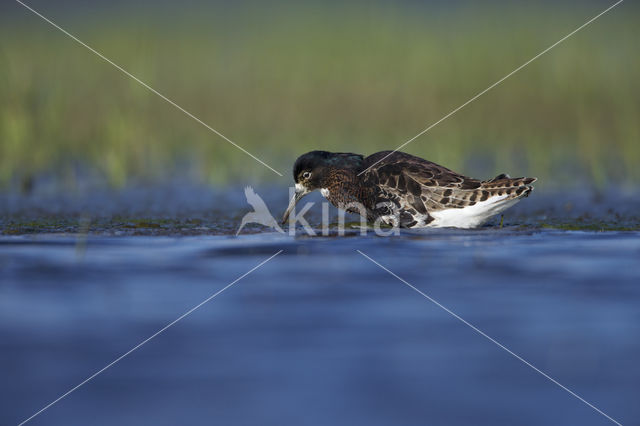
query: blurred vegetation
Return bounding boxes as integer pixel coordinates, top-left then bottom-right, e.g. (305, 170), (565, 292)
(0, 1), (638, 190)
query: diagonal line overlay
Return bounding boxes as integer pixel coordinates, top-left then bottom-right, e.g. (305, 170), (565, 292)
(18, 250), (283, 426)
(15, 0), (283, 176)
(359, 0), (624, 176)
(357, 250), (622, 426)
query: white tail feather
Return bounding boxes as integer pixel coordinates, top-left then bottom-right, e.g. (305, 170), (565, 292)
(428, 195), (521, 228)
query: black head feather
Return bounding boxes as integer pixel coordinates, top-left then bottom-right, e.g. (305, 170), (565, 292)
(292, 151), (364, 186)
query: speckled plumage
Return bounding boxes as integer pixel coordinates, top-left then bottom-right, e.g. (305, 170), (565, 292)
(286, 150), (536, 228)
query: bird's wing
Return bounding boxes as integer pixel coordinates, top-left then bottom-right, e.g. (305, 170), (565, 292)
(364, 151), (535, 212)
(244, 186), (271, 212)
(243, 186), (284, 233)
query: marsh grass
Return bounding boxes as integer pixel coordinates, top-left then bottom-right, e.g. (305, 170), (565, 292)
(1, 1), (638, 190)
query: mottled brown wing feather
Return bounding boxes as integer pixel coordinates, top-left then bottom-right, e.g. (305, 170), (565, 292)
(362, 151), (536, 212)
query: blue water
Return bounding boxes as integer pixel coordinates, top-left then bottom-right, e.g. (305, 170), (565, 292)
(1, 227), (639, 426)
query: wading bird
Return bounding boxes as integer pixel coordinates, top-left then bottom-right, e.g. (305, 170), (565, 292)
(282, 151), (536, 229)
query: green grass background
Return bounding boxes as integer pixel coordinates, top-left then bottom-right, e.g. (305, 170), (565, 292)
(1, 1), (638, 190)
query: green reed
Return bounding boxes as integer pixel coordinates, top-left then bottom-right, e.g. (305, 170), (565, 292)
(0, 1), (638, 190)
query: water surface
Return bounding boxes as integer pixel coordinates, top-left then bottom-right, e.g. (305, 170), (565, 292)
(1, 188), (639, 425)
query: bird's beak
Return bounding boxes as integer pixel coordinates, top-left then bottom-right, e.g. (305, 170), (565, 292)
(282, 184), (310, 224)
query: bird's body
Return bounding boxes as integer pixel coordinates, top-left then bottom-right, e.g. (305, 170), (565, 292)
(283, 151), (536, 229)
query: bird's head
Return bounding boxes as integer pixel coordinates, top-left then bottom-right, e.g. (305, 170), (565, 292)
(282, 150), (363, 224)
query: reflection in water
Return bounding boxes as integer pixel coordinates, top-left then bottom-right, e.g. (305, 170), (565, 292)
(1, 228), (639, 425)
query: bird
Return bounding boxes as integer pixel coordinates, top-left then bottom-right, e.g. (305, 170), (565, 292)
(281, 150), (536, 229)
(237, 186), (284, 235)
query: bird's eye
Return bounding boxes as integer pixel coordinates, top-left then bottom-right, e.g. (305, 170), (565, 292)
(302, 171), (312, 179)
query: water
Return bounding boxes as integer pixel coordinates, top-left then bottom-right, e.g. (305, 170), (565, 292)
(1, 188), (639, 426)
